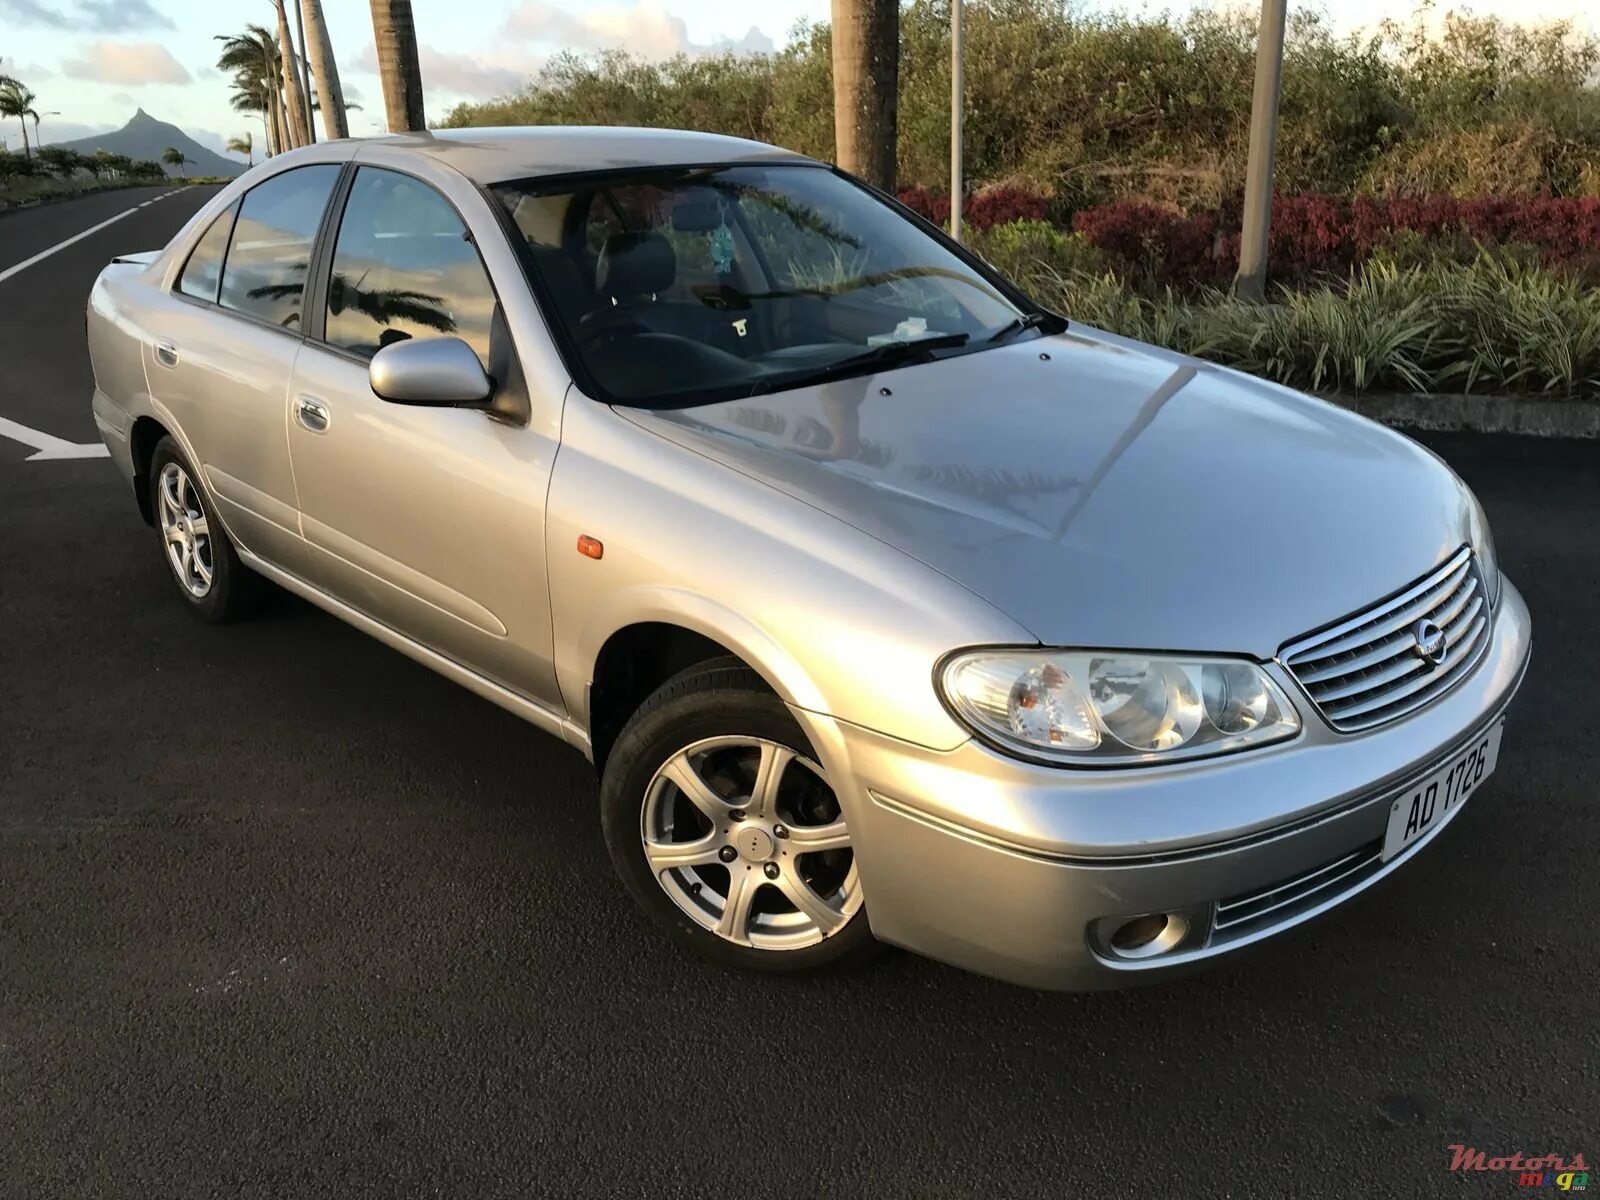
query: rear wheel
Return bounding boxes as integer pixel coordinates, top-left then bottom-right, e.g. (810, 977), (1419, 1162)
(149, 437), (260, 622)
(600, 658), (879, 973)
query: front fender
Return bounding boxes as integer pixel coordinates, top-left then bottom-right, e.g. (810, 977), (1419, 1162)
(559, 584), (833, 729)
(546, 399), (1035, 752)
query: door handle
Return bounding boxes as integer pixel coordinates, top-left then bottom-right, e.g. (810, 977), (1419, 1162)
(154, 340), (179, 368)
(294, 395), (331, 434)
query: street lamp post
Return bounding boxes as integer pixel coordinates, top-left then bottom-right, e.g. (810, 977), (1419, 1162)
(950, 0), (964, 242)
(1234, 0), (1288, 302)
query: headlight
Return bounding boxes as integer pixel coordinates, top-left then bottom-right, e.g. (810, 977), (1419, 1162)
(939, 650), (1301, 765)
(1467, 495), (1500, 607)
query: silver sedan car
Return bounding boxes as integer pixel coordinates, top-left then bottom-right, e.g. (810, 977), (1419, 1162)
(87, 128), (1531, 989)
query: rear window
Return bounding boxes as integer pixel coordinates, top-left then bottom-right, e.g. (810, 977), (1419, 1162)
(176, 202), (237, 303)
(218, 164), (341, 329)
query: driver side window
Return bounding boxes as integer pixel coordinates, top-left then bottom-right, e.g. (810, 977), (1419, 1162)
(323, 167), (497, 368)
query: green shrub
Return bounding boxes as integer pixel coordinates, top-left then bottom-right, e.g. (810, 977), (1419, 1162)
(966, 220), (1102, 291)
(1012, 253), (1599, 397)
(441, 3), (1600, 204)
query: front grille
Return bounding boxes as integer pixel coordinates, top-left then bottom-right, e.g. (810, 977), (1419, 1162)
(1214, 840), (1383, 939)
(1281, 548), (1491, 732)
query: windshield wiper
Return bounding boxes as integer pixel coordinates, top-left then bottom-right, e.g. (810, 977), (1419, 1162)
(986, 311), (1063, 344)
(748, 333), (971, 395)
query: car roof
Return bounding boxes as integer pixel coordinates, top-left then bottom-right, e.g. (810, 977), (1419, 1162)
(365, 126), (817, 185)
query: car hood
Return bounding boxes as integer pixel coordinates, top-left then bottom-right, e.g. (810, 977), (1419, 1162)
(617, 327), (1475, 658)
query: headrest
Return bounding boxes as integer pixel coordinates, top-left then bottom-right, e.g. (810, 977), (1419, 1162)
(597, 231), (676, 300)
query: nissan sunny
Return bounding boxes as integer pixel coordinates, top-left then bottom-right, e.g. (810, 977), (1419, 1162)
(86, 128), (1531, 989)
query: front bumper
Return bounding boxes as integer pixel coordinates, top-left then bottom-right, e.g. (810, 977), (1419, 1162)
(793, 577), (1532, 990)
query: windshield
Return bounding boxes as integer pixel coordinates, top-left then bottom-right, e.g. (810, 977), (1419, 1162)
(492, 164), (1047, 407)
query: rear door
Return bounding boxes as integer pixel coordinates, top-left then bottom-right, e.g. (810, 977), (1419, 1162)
(143, 163), (343, 569)
(284, 162), (563, 709)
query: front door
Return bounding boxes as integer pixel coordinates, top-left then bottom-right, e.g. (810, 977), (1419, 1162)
(285, 165), (561, 709)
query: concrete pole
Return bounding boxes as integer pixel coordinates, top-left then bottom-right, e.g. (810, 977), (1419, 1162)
(1234, 0), (1287, 303)
(950, 0), (964, 241)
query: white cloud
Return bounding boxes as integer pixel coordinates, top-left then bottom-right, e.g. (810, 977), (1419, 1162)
(0, 57), (54, 81)
(345, 1), (776, 112)
(1, 0), (172, 31)
(502, 0), (774, 58)
(60, 41), (192, 85)
(351, 44), (527, 101)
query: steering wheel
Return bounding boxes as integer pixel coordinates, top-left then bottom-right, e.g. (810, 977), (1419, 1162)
(577, 307), (653, 348)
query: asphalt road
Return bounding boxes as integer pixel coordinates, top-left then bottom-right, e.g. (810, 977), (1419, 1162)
(2, 188), (1597, 1199)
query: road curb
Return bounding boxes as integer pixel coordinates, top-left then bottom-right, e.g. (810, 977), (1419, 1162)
(1323, 392), (1600, 439)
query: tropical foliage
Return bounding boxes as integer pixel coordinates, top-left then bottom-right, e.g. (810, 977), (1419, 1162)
(0, 142), (164, 206)
(217, 26), (290, 158)
(441, 3), (1600, 208)
(0, 77), (40, 159)
(216, 0), (350, 157)
(980, 246), (1600, 398)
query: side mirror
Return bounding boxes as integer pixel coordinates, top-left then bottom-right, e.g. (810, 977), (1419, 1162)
(369, 337), (492, 406)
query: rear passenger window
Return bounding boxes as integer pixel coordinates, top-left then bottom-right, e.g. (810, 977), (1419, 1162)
(323, 167), (496, 367)
(219, 164), (340, 329)
(177, 202), (237, 303)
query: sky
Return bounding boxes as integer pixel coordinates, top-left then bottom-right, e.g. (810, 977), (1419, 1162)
(1, 0), (1595, 162)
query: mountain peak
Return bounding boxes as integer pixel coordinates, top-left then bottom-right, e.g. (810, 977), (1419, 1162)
(51, 111), (243, 178)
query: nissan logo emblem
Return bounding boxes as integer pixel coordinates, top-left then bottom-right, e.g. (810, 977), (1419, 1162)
(1412, 618), (1447, 669)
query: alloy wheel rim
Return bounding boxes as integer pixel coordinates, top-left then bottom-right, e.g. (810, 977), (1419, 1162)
(641, 735), (862, 950)
(157, 462), (214, 599)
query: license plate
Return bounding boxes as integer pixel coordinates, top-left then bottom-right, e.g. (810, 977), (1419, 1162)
(1382, 721), (1504, 861)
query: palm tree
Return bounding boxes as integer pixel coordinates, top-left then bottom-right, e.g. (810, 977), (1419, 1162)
(269, 0), (311, 147)
(369, 0), (425, 132)
(217, 26), (288, 156)
(0, 78), (40, 159)
(162, 146), (192, 178)
(829, 0), (898, 190)
(227, 132), (254, 166)
(229, 73), (273, 155)
(300, 0), (348, 138)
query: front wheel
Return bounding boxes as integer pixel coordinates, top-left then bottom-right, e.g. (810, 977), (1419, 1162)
(600, 659), (879, 973)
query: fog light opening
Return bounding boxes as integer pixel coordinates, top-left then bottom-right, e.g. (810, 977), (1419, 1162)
(1108, 912), (1189, 960)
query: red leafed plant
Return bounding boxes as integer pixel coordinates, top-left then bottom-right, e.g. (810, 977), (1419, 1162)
(899, 183), (1600, 286)
(896, 184), (1052, 232)
(1073, 193), (1600, 286)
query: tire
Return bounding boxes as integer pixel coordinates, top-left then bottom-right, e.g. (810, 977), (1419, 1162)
(600, 657), (881, 974)
(148, 436), (262, 623)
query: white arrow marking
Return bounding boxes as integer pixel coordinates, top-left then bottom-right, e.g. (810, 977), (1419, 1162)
(0, 416), (110, 461)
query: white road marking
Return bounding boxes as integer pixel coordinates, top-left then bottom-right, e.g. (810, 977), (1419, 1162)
(0, 416), (109, 461)
(0, 190), (176, 285)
